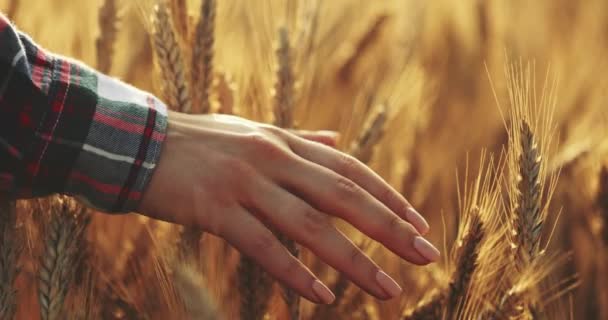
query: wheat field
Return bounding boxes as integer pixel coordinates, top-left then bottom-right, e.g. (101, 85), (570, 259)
(1, 0), (608, 319)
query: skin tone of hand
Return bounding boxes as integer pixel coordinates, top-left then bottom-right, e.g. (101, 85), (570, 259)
(138, 111), (441, 305)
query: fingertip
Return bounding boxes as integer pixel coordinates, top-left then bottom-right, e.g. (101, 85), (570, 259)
(413, 236), (441, 262)
(375, 270), (402, 298)
(312, 279), (336, 304)
(406, 208), (430, 235)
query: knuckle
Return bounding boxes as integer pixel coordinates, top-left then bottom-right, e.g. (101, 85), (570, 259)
(337, 153), (359, 176)
(282, 258), (301, 277)
(386, 215), (404, 232)
(247, 133), (288, 160)
(349, 245), (365, 265)
(301, 208), (331, 236)
(223, 157), (254, 178)
(279, 198), (305, 216)
(334, 177), (359, 200)
(382, 188), (403, 211)
(262, 125), (287, 138)
(401, 222), (419, 239)
(368, 215), (403, 240)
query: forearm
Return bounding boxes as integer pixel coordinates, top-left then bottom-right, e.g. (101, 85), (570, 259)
(0, 13), (167, 212)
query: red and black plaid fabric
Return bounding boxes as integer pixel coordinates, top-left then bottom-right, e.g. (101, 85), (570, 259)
(0, 13), (167, 213)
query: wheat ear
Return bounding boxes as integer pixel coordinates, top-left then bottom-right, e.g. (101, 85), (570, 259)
(0, 199), (22, 320)
(237, 256), (273, 320)
(513, 120), (543, 264)
(348, 104), (388, 163)
(191, 0), (216, 114)
(405, 210), (484, 320)
(38, 196), (90, 320)
(173, 262), (219, 320)
(273, 27), (295, 128)
(152, 1), (192, 113)
(236, 36), (294, 312)
(96, 0), (118, 74)
(272, 27), (301, 320)
(170, 0), (189, 40)
(216, 72), (236, 115)
(179, 5), (217, 258)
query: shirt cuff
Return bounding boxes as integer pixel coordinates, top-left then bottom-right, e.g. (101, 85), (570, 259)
(63, 71), (168, 213)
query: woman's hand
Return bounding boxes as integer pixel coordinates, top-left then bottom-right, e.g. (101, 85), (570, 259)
(138, 111), (440, 304)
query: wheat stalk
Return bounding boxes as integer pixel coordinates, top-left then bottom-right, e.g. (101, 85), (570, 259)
(0, 199), (22, 320)
(38, 196), (90, 320)
(216, 72), (236, 115)
(96, 0), (118, 74)
(404, 210), (484, 320)
(99, 284), (142, 320)
(348, 104), (388, 164)
(310, 272), (349, 319)
(337, 14), (389, 83)
(173, 262), (219, 320)
(311, 239), (373, 319)
(482, 285), (528, 320)
(152, 1), (192, 113)
(191, 0), (216, 114)
(597, 166), (608, 246)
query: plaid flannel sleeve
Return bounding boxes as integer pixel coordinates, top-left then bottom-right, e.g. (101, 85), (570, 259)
(0, 14), (168, 213)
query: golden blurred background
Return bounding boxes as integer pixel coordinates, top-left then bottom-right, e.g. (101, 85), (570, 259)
(1, 0), (608, 319)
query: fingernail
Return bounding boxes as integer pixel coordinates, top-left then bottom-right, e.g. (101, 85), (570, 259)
(375, 270), (402, 297)
(312, 280), (335, 304)
(413, 236), (441, 262)
(406, 208), (430, 235)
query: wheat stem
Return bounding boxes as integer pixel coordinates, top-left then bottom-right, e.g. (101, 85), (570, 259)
(482, 286), (528, 320)
(96, 0), (118, 74)
(216, 72), (236, 115)
(597, 166), (608, 246)
(152, 1), (192, 113)
(310, 272), (349, 319)
(272, 27), (300, 320)
(337, 15), (388, 83)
